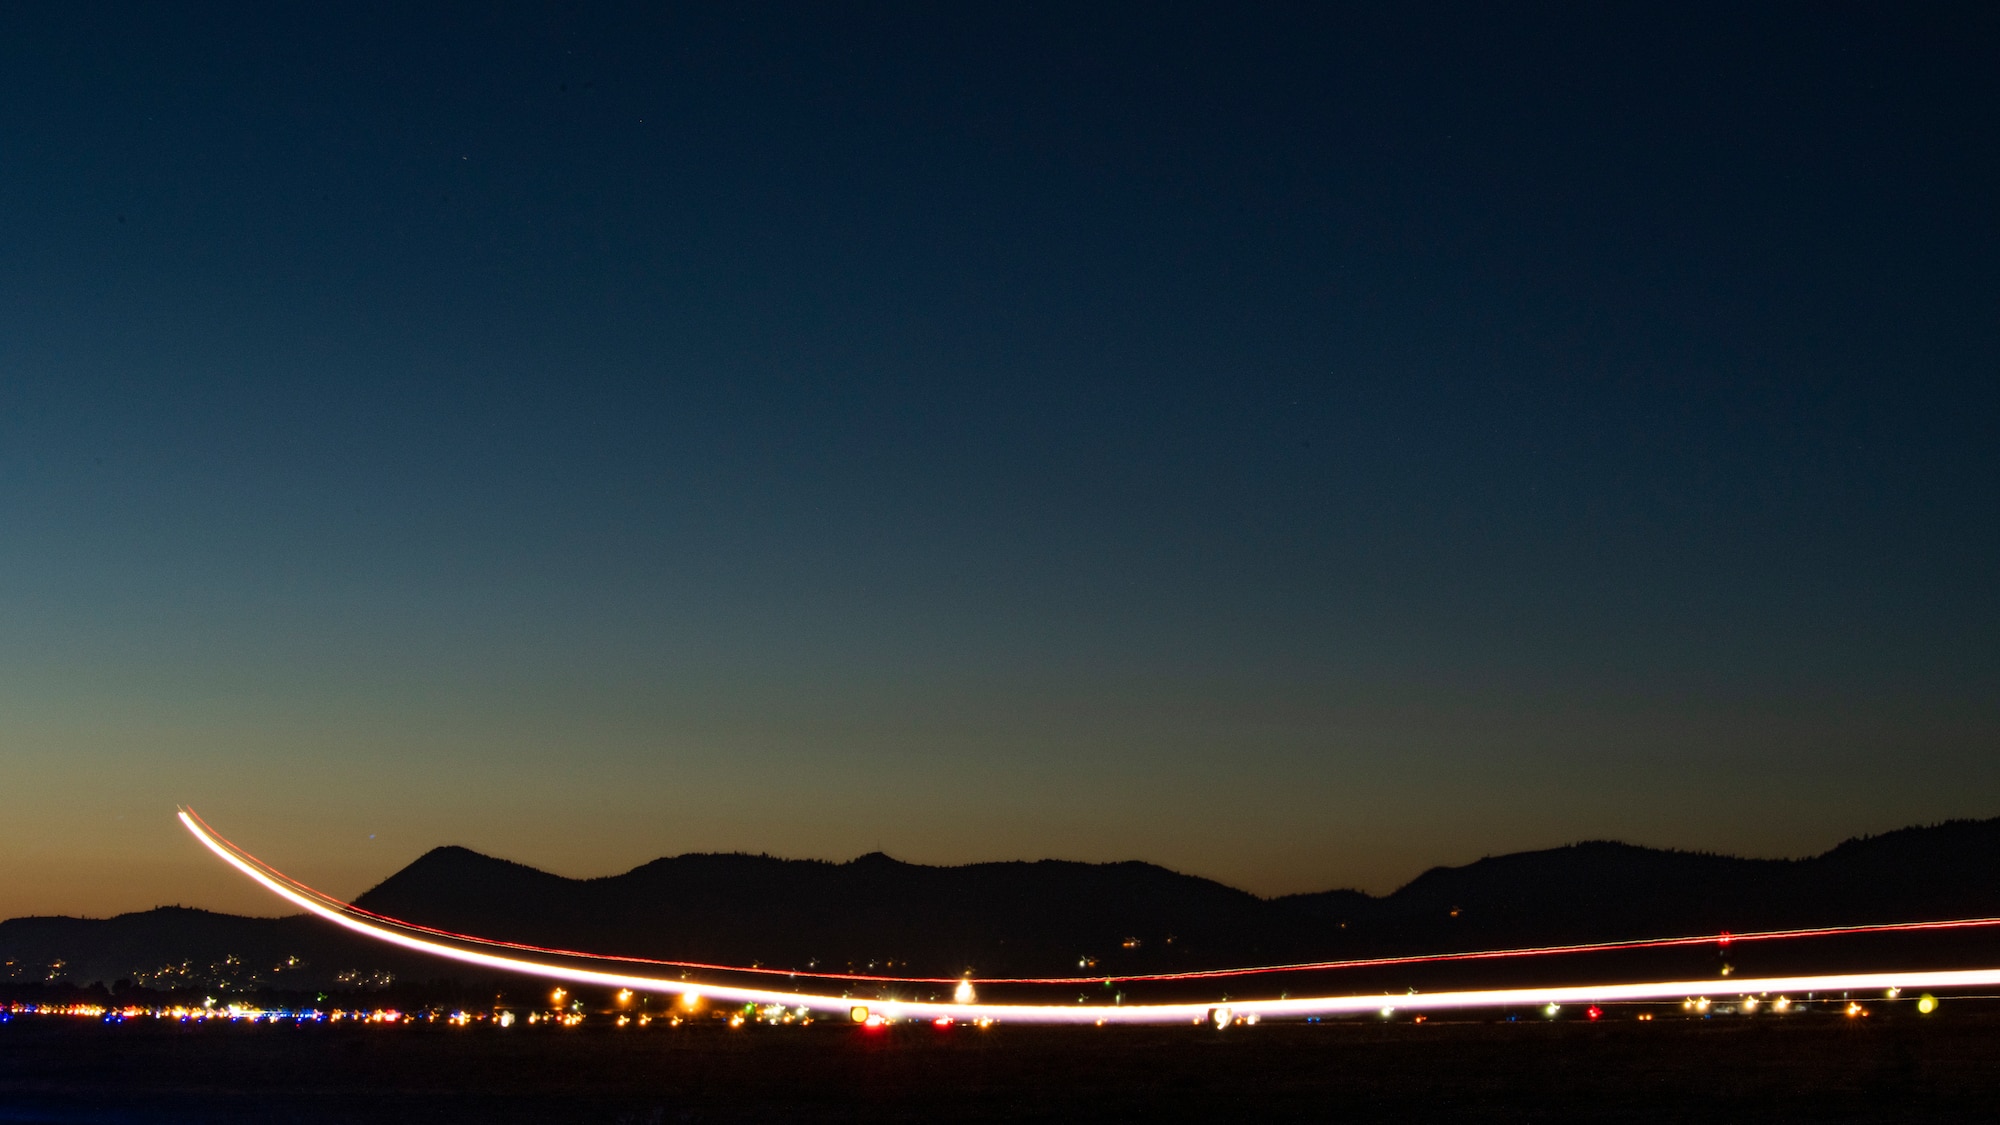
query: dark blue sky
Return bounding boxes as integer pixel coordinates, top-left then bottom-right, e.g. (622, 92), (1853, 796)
(4, 2), (1997, 916)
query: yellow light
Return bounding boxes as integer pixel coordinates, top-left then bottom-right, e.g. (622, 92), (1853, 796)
(851, 1006), (870, 1023)
(954, 978), (976, 1004)
(616, 989), (633, 1005)
(1917, 994), (1937, 1015)
(550, 989), (565, 1005)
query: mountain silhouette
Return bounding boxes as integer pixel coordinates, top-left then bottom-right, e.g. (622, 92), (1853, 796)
(353, 847), (1279, 975)
(9, 817), (2000, 992)
(1281, 818), (2000, 948)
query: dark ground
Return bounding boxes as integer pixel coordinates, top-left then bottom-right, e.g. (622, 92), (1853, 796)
(4, 1010), (1999, 1123)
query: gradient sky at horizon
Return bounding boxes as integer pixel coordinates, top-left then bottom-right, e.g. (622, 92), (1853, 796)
(4, 2), (1998, 919)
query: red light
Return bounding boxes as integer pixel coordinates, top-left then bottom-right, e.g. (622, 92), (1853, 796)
(933, 1017), (953, 1029)
(1586, 1006), (1602, 1021)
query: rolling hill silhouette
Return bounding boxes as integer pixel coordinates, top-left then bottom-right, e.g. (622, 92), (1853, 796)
(9, 817), (2000, 991)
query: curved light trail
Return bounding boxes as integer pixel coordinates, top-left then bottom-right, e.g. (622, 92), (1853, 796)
(180, 808), (2000, 1024)
(176, 808), (2000, 987)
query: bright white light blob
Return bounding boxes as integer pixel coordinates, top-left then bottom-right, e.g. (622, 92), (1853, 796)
(179, 809), (2000, 1026)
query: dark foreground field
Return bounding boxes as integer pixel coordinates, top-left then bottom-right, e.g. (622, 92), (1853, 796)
(5, 1011), (2000, 1123)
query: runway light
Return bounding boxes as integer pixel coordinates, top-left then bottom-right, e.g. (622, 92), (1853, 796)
(1771, 996), (1791, 1013)
(954, 978), (976, 1004)
(1544, 1003), (1560, 1018)
(1586, 1006), (1601, 1021)
(1917, 994), (1937, 1015)
(1742, 996), (1758, 1013)
(851, 1006), (870, 1023)
(616, 989), (633, 1005)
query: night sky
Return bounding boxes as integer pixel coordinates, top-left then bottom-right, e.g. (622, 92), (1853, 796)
(4, 3), (1997, 919)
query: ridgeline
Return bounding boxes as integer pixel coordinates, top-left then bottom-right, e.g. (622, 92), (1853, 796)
(8, 818), (2000, 993)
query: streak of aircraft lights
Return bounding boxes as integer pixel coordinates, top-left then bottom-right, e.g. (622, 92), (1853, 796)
(175, 809), (2000, 987)
(180, 808), (2000, 1025)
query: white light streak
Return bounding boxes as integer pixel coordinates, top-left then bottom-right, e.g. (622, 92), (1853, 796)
(179, 809), (2000, 1026)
